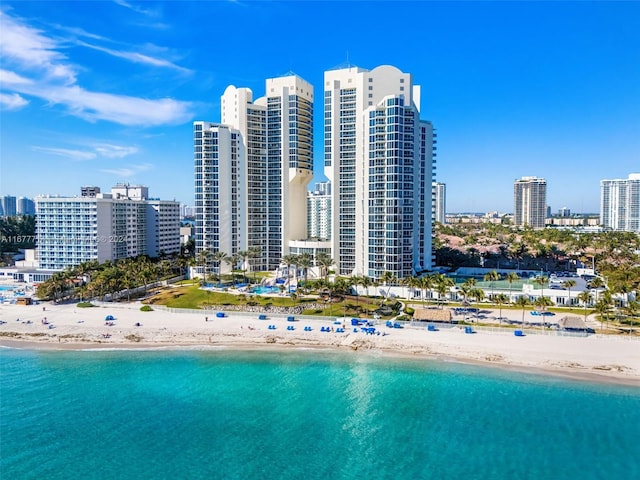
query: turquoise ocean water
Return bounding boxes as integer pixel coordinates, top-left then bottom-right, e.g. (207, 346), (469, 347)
(1, 347), (639, 480)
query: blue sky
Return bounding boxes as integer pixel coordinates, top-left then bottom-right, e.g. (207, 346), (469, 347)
(1, 1), (638, 214)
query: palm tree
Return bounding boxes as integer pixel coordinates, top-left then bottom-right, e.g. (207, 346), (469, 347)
(515, 295), (532, 328)
(282, 254), (299, 292)
(419, 275), (434, 308)
(196, 249), (212, 283)
(211, 251), (227, 280)
(533, 296), (554, 329)
(562, 279), (577, 308)
(506, 272), (520, 303)
(595, 298), (613, 332)
(247, 246), (262, 283)
(379, 271), (397, 305)
(360, 275), (371, 302)
(435, 274), (455, 308)
(577, 290), (593, 326)
(315, 252), (334, 281)
(296, 253), (314, 286)
(469, 287), (485, 323)
(236, 250), (250, 283)
(483, 270), (500, 304)
(589, 276), (605, 304)
(494, 293), (510, 325)
(533, 275), (548, 300)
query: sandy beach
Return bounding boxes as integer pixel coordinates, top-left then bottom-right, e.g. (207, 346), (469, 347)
(1, 300), (639, 385)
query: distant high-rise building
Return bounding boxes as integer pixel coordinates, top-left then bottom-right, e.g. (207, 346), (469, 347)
(324, 65), (435, 278)
(600, 173), (640, 233)
(17, 197), (36, 215)
(513, 176), (547, 228)
(81, 186), (101, 198)
(308, 182), (331, 240)
(35, 185), (179, 270)
(1, 195), (17, 217)
(558, 207), (571, 217)
(434, 182), (446, 224)
(195, 74), (313, 274)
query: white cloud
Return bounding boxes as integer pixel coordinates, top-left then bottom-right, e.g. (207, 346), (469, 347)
(32, 142), (139, 161)
(0, 10), (76, 84)
(0, 10), (193, 127)
(0, 69), (33, 85)
(113, 0), (159, 17)
(32, 146), (97, 161)
(77, 41), (191, 73)
(0, 92), (29, 110)
(93, 144), (139, 158)
(101, 162), (153, 177)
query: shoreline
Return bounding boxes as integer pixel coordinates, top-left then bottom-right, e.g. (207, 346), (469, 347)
(2, 338), (638, 388)
(2, 301), (639, 387)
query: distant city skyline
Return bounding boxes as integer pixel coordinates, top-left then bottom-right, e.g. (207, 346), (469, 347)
(1, 2), (639, 213)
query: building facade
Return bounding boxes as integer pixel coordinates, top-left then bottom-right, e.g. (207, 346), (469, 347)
(307, 182), (331, 240)
(513, 176), (547, 228)
(600, 173), (640, 232)
(195, 74), (314, 274)
(323, 65), (435, 279)
(1, 195), (17, 217)
(194, 122), (245, 275)
(434, 182), (446, 224)
(17, 197), (36, 215)
(35, 185), (180, 270)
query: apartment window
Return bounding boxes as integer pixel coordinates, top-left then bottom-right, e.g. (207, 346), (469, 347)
(368, 86), (373, 91)
(368, 78), (373, 82)
(400, 78), (404, 83)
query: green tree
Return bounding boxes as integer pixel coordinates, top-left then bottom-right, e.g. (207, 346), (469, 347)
(315, 252), (334, 281)
(379, 271), (397, 305)
(506, 272), (520, 302)
(494, 293), (510, 325)
(577, 290), (593, 325)
(515, 295), (532, 327)
(483, 270), (500, 303)
(469, 287), (485, 323)
(562, 279), (577, 308)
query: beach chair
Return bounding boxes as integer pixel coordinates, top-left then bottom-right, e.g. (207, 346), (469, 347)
(258, 314), (267, 320)
(514, 330), (525, 337)
(287, 316), (295, 322)
(427, 324), (437, 332)
(464, 326), (475, 334)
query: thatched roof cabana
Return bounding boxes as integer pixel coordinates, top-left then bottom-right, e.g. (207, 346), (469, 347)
(413, 308), (452, 322)
(558, 315), (587, 330)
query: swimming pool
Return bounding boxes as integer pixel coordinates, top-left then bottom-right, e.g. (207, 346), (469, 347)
(250, 285), (282, 295)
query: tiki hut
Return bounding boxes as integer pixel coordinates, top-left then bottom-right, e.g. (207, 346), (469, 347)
(413, 308), (452, 323)
(558, 315), (587, 331)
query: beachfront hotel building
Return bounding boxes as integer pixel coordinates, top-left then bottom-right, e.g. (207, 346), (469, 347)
(513, 176), (547, 229)
(35, 185), (180, 270)
(434, 182), (446, 224)
(600, 173), (640, 233)
(195, 74), (314, 274)
(323, 65), (436, 279)
(194, 122), (246, 274)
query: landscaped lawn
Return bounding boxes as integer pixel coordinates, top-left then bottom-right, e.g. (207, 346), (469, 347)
(144, 285), (395, 318)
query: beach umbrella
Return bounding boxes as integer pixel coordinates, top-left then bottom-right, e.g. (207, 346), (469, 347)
(105, 314), (115, 321)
